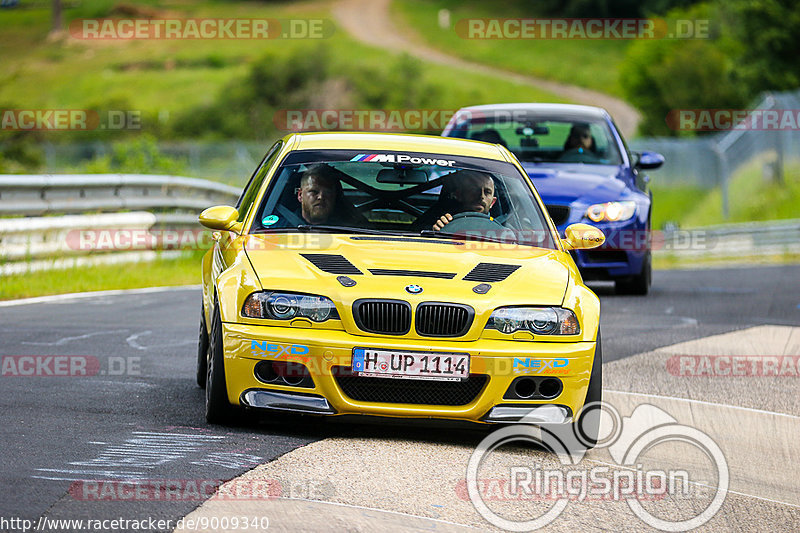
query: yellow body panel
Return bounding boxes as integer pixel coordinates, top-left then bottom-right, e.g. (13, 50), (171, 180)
(223, 323), (595, 421)
(201, 132), (601, 425)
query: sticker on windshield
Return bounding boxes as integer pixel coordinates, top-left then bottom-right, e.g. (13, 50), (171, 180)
(350, 153), (457, 167)
(262, 215), (279, 226)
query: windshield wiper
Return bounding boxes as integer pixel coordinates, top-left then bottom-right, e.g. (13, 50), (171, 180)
(296, 224), (402, 236)
(419, 230), (519, 245)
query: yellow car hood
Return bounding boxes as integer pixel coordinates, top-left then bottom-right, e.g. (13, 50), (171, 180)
(244, 234), (568, 307)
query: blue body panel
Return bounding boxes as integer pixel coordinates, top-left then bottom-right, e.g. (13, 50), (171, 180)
(442, 104), (656, 282)
(522, 161), (650, 281)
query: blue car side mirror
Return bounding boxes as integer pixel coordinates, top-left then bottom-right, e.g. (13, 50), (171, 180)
(635, 151), (664, 170)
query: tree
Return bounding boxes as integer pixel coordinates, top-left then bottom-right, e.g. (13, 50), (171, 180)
(619, 2), (747, 136)
(727, 0), (800, 94)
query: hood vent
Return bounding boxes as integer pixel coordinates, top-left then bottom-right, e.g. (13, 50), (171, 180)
(369, 269), (456, 279)
(301, 254), (362, 275)
(463, 263), (521, 283)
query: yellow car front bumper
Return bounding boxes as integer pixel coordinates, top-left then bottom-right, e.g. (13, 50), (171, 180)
(222, 322), (597, 424)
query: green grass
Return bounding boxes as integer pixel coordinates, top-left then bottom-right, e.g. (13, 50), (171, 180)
(391, 0), (630, 98)
(0, 251), (203, 301)
(682, 159), (800, 227)
(0, 0), (564, 121)
(647, 159), (800, 229)
(649, 185), (710, 230)
(654, 251), (800, 270)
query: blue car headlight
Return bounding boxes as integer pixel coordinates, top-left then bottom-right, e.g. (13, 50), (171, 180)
(242, 291), (339, 322)
(486, 307), (580, 335)
(586, 201), (636, 222)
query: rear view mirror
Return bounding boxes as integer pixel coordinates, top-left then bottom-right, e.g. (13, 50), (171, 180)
(515, 126), (549, 135)
(376, 168), (429, 184)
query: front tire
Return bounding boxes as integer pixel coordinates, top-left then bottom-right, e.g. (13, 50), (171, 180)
(615, 251), (651, 296)
(545, 331), (602, 452)
(196, 303), (208, 389)
(574, 331), (603, 448)
(205, 301), (238, 424)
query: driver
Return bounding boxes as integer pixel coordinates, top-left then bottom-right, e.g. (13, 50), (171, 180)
(432, 170), (497, 231)
(296, 164), (340, 224)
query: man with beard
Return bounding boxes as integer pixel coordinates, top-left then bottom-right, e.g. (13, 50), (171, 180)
(296, 164), (344, 225)
(431, 169), (497, 231)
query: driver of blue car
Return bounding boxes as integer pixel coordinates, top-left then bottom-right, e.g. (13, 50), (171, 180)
(431, 169), (497, 231)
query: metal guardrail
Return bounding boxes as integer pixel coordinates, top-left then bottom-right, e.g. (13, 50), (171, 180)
(0, 174), (240, 274)
(658, 219), (800, 259)
(0, 174), (240, 215)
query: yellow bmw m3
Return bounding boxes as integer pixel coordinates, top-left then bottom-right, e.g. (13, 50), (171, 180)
(197, 132), (605, 444)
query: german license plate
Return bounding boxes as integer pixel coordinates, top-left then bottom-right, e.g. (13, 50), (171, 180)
(352, 348), (469, 381)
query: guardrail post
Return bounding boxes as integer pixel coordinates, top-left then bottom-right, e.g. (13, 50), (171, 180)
(714, 143), (729, 220)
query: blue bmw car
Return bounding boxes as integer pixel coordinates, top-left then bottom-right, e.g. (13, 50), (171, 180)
(442, 103), (664, 295)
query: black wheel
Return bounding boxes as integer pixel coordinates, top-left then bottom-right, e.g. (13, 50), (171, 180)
(615, 251), (651, 296)
(196, 302), (209, 389)
(573, 331), (603, 448)
(544, 331), (602, 452)
(205, 301), (239, 424)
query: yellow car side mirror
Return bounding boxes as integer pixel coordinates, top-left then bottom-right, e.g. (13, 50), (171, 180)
(199, 205), (242, 233)
(561, 223), (605, 250)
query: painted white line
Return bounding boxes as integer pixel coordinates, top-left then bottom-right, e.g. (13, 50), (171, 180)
(126, 331), (152, 351)
(0, 285), (201, 307)
(272, 497), (483, 530)
(605, 389), (800, 420)
(587, 458), (800, 510)
(23, 329), (128, 346)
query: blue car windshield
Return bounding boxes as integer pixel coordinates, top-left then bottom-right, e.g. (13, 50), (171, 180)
(447, 116), (623, 165)
(251, 150), (558, 249)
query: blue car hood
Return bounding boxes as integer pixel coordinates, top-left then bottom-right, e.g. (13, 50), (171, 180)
(521, 163), (627, 205)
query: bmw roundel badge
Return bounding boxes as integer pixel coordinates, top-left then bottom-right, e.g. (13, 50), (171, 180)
(405, 284), (423, 294)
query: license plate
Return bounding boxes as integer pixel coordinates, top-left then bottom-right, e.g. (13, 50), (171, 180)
(352, 348), (469, 381)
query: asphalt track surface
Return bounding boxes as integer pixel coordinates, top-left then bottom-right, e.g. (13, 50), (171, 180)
(1, 264), (798, 532)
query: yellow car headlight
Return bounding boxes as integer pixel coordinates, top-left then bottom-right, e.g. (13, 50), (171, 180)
(486, 307), (580, 335)
(242, 291), (339, 322)
(586, 201), (637, 222)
